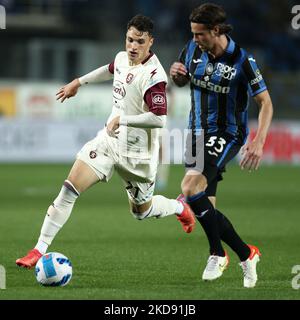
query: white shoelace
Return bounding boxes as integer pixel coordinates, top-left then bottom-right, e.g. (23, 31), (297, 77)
(206, 256), (219, 272)
(240, 261), (253, 280)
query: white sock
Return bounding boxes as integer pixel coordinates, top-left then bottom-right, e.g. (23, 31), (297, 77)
(35, 240), (48, 255)
(35, 180), (79, 253)
(175, 200), (184, 215)
(145, 195), (184, 219)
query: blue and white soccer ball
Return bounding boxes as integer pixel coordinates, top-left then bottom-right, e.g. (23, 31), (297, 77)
(35, 252), (73, 287)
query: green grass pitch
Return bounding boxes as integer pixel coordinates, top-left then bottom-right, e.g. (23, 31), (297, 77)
(0, 163), (299, 300)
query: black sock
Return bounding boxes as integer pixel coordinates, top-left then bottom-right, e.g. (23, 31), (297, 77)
(215, 209), (251, 261)
(187, 192), (225, 256)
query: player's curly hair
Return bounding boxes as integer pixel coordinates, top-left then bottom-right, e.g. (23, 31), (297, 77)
(127, 14), (154, 36)
(189, 3), (233, 34)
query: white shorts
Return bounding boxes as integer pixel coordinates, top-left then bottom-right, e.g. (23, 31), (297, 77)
(76, 129), (157, 205)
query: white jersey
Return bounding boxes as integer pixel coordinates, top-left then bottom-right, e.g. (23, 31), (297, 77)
(105, 51), (168, 160)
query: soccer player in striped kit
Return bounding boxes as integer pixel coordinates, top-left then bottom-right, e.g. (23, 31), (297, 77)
(170, 3), (273, 287)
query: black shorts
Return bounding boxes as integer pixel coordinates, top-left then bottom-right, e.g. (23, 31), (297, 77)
(185, 131), (242, 196)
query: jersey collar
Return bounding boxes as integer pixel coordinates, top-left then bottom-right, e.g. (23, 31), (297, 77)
(141, 51), (154, 64)
(205, 35), (236, 60)
(224, 35), (236, 55)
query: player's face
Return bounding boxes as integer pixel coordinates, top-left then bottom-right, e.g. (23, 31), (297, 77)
(126, 27), (153, 65)
(191, 22), (217, 51)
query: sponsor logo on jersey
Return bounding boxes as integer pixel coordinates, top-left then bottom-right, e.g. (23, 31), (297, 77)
(191, 76), (230, 94)
(151, 92), (166, 105)
(126, 73), (134, 84)
(113, 80), (126, 100)
(214, 62), (237, 80)
(250, 73), (263, 86)
(193, 58), (203, 64)
(150, 68), (157, 79)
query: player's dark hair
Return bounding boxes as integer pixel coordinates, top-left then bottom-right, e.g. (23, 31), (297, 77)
(127, 14), (154, 36)
(189, 3), (233, 34)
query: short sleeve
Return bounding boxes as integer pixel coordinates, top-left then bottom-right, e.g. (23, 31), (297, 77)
(143, 82), (167, 116)
(108, 61), (114, 74)
(141, 65), (168, 98)
(241, 55), (267, 97)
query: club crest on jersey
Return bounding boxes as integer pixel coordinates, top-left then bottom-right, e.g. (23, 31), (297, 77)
(89, 151), (97, 159)
(151, 92), (165, 105)
(205, 63), (214, 75)
(126, 73), (134, 84)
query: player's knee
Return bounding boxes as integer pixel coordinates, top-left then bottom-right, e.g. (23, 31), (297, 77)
(181, 179), (196, 197)
(181, 176), (207, 197)
(129, 200), (152, 220)
(63, 180), (80, 197)
(52, 180), (79, 214)
(130, 206), (152, 221)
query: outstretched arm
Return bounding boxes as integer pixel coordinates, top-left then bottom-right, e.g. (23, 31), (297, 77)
(240, 90), (273, 170)
(56, 78), (81, 103)
(56, 63), (114, 103)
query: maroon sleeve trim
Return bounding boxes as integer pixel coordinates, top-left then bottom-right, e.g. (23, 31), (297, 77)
(143, 82), (167, 116)
(108, 61), (114, 74)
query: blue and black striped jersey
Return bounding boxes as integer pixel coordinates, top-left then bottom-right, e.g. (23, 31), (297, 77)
(179, 36), (267, 144)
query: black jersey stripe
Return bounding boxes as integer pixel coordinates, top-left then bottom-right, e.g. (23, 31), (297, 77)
(242, 59), (260, 93)
(216, 66), (229, 130)
(216, 45), (241, 131)
(191, 47), (208, 130)
(190, 87), (196, 132)
(190, 46), (204, 133)
(200, 87), (209, 129)
(179, 46), (187, 64)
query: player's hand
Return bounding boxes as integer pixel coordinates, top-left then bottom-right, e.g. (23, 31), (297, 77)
(106, 116), (120, 138)
(170, 62), (188, 77)
(240, 140), (264, 171)
(56, 79), (81, 103)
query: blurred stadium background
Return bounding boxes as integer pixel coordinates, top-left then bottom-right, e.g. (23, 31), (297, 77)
(0, 0), (300, 162)
(0, 0), (299, 300)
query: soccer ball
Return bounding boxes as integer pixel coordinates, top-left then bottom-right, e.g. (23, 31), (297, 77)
(35, 252), (73, 287)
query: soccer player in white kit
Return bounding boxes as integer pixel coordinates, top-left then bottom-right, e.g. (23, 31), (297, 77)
(16, 15), (196, 268)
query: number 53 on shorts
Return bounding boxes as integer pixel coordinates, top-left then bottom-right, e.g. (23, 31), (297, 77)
(205, 136), (227, 157)
(204, 132), (241, 169)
